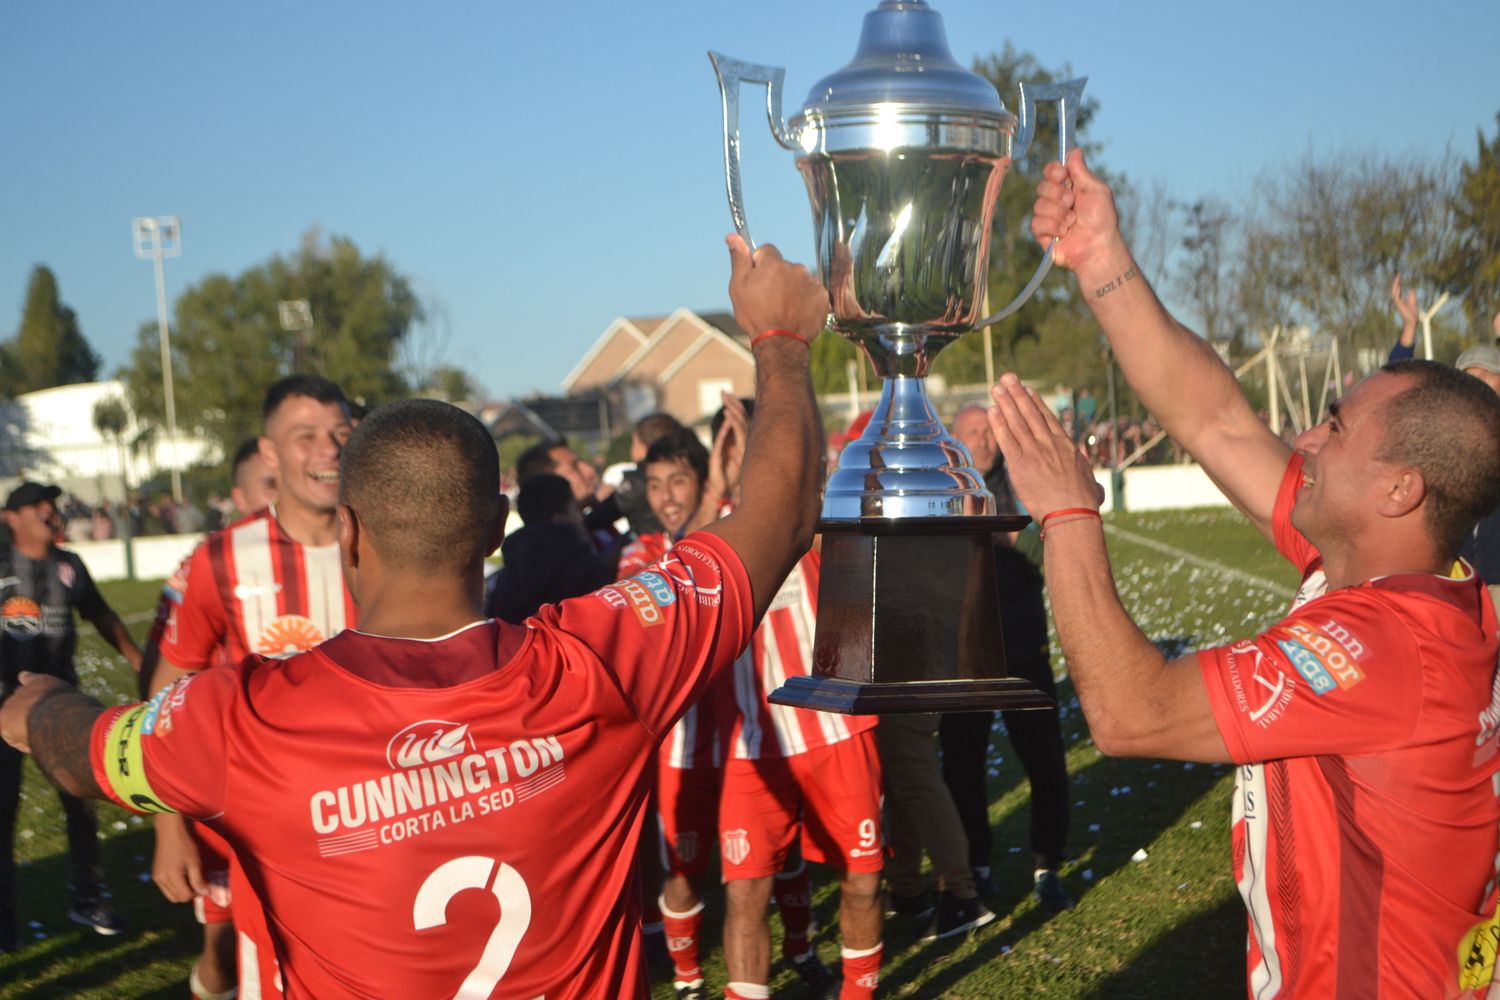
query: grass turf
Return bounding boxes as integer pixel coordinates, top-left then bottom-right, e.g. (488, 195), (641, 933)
(0, 508), (1297, 998)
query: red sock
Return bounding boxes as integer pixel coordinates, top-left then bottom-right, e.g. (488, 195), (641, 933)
(774, 863), (813, 960)
(658, 895), (704, 983)
(839, 944), (882, 1000)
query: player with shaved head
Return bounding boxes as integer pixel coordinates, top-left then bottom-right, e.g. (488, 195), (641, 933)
(1, 235), (828, 999)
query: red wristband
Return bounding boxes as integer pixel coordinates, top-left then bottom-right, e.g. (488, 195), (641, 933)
(1038, 506), (1102, 540)
(750, 328), (809, 348)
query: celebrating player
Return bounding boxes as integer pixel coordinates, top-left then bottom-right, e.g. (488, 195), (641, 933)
(143, 375), (355, 999)
(0, 235), (827, 999)
(1010, 148), (1500, 997)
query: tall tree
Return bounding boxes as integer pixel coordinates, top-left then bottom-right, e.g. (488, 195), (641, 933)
(1438, 112), (1500, 334)
(121, 230), (422, 458)
(8, 266), (101, 393)
(930, 44), (1106, 393)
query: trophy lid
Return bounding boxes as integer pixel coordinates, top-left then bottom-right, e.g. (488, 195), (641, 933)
(796, 1), (1008, 121)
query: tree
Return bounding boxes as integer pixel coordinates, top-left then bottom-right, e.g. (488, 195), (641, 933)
(929, 45), (1107, 394)
(6, 266), (100, 394)
(92, 395), (131, 495)
(121, 229), (423, 458)
(1437, 112), (1500, 333)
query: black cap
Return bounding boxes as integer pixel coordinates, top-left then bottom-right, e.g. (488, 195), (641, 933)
(5, 482), (61, 511)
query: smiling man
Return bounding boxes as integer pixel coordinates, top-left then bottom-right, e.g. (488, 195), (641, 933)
(1013, 148), (1500, 999)
(144, 373), (356, 999)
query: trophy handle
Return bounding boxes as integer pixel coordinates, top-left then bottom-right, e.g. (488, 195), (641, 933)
(708, 51), (798, 252)
(974, 77), (1089, 328)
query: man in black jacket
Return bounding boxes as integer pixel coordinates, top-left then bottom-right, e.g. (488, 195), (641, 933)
(484, 474), (615, 624)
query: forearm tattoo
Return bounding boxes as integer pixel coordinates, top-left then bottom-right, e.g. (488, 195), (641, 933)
(1094, 265), (1139, 299)
(29, 689), (106, 799)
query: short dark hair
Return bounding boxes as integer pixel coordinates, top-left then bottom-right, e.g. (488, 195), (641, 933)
(263, 375), (348, 422)
(1378, 359), (1500, 558)
(515, 474), (576, 526)
(710, 398), (755, 441)
(514, 439), (568, 481)
(340, 399), (500, 573)
(231, 437), (261, 475)
(644, 428), (709, 485)
(633, 413), (682, 450)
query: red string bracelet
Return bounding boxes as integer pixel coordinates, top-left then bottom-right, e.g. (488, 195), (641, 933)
(1039, 506), (1102, 540)
(750, 328), (809, 348)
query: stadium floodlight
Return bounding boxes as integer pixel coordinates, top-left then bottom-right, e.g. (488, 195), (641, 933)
(132, 215), (184, 503)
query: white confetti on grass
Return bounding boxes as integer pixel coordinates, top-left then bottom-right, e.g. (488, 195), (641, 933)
(1131, 848), (1149, 862)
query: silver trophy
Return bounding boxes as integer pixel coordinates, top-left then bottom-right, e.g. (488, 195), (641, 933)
(711, 0), (1085, 712)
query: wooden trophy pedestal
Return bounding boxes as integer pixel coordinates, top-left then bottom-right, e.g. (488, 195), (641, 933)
(769, 516), (1055, 714)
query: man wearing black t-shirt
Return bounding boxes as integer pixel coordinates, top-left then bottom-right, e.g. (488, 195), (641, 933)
(0, 482), (141, 950)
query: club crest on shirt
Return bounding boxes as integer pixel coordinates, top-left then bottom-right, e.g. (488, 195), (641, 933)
(1275, 618), (1367, 697)
(56, 561), (74, 589)
(255, 615), (324, 657)
(1226, 641), (1295, 728)
(656, 550), (723, 608)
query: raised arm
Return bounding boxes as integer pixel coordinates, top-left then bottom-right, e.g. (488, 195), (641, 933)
(701, 236), (826, 622)
(1032, 149), (1291, 538)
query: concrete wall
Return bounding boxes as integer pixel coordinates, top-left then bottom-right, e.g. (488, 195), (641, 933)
(1094, 463), (1231, 513)
(67, 532), (203, 583)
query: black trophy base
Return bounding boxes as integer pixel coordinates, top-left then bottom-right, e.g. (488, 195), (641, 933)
(769, 516), (1054, 715)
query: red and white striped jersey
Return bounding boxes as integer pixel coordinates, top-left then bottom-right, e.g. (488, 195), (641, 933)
(723, 549), (875, 760)
(620, 532), (722, 770)
(157, 509), (356, 671)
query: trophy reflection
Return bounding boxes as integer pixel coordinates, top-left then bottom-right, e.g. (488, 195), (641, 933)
(711, 0), (1085, 713)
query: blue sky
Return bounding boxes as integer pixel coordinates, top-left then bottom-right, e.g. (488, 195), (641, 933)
(1, 1), (1496, 400)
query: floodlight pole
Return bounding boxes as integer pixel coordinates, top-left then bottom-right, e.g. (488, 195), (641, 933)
(133, 216), (183, 503)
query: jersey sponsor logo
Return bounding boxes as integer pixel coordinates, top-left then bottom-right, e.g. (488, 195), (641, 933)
(102, 705), (175, 815)
(1475, 669), (1500, 763)
(618, 578), (668, 629)
(594, 586), (628, 611)
(633, 571), (677, 608)
(0, 576), (20, 590)
(848, 846), (882, 859)
(1281, 619), (1366, 693)
(1, 596), (43, 638)
(255, 615), (325, 657)
(139, 679), (189, 736)
(234, 583), (282, 599)
(309, 724), (567, 856)
(56, 561), (74, 589)
(722, 828), (751, 866)
(386, 721), (476, 769)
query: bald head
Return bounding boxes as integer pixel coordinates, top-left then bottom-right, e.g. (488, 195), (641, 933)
(340, 399), (501, 574)
(952, 404), (998, 474)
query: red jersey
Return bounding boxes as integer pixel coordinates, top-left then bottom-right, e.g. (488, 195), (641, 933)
(1198, 455), (1500, 998)
(91, 533), (752, 1000)
(620, 532), (721, 769)
(723, 550), (875, 760)
(158, 509), (356, 670)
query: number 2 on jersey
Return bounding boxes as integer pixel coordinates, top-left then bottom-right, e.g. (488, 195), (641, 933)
(414, 856), (532, 999)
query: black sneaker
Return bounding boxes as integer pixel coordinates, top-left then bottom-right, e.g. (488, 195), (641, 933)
(971, 866), (999, 897)
(789, 951), (839, 998)
(920, 892), (996, 941)
(672, 978), (706, 1000)
(1033, 869), (1076, 914)
(883, 889), (934, 922)
(67, 897), (126, 936)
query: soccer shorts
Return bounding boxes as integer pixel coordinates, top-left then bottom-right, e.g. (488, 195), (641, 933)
(719, 730), (884, 881)
(189, 819), (233, 925)
(656, 761), (720, 878)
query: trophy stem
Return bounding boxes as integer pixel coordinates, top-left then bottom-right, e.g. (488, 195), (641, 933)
(821, 376), (994, 520)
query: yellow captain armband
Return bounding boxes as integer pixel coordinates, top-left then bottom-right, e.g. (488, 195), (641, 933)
(1457, 905), (1500, 990)
(100, 700), (177, 816)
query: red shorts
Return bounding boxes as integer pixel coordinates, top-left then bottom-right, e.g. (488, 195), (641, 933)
(189, 820), (233, 925)
(656, 760), (720, 878)
(718, 730), (884, 881)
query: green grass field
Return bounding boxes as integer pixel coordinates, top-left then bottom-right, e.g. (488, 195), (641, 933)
(1, 508), (1300, 999)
